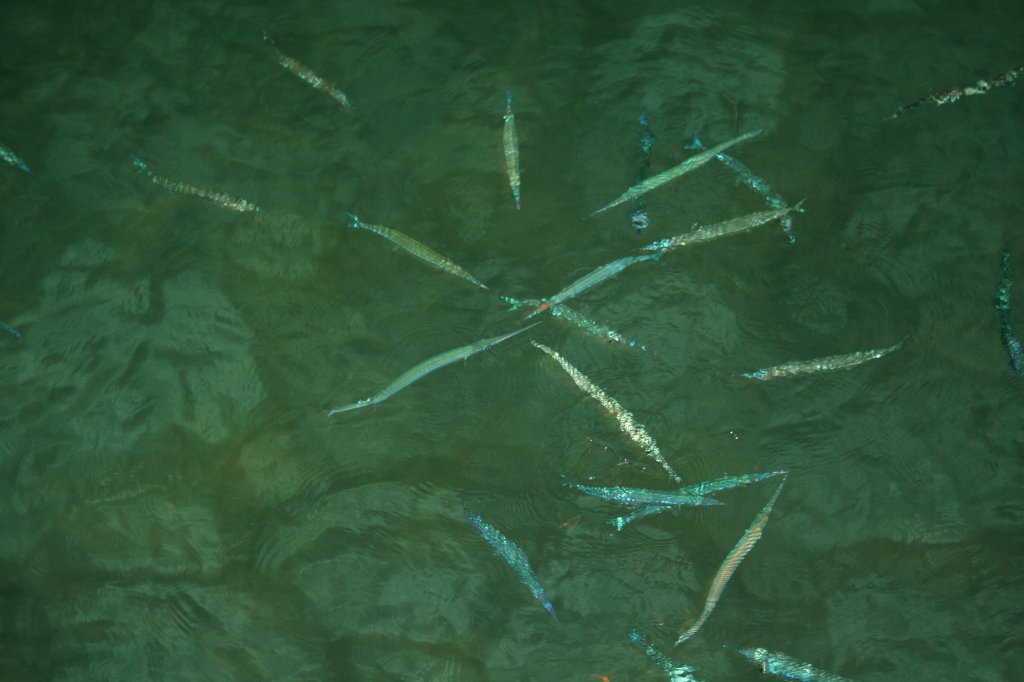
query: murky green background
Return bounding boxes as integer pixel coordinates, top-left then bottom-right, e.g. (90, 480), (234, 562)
(2, 0), (1023, 679)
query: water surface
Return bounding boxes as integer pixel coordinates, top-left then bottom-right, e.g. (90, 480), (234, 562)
(1, 0), (1023, 679)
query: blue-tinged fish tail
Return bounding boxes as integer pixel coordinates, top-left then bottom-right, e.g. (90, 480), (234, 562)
(683, 135), (704, 151)
(506, 90), (513, 108)
(541, 596), (558, 621)
(792, 198), (807, 213)
(131, 156), (150, 174)
(346, 212), (362, 229)
(262, 29), (275, 45)
(1, 321), (22, 340)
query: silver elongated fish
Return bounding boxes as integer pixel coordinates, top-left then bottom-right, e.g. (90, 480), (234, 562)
(996, 245), (1024, 377)
(629, 629), (704, 682)
(503, 296), (648, 350)
(589, 128), (762, 216)
(262, 31), (352, 110)
(686, 135), (795, 243)
(503, 91), (521, 209)
(890, 64), (1023, 119)
(132, 157), (262, 213)
(562, 478), (721, 508)
(1, 321), (22, 340)
(643, 201), (805, 253)
(726, 646), (854, 682)
(1, 142), (30, 173)
(738, 337), (906, 381)
(348, 213), (488, 289)
(676, 479), (785, 646)
(549, 304), (648, 351)
(613, 471), (788, 531)
(328, 323), (538, 416)
(526, 252), (661, 318)
(532, 341), (682, 482)
(629, 110), (656, 235)
(464, 507), (557, 620)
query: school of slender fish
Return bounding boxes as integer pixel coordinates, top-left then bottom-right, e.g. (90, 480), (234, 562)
(12, 36), (1019, 680)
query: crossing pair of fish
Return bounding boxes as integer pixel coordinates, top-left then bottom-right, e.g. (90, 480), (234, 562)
(562, 470), (787, 531)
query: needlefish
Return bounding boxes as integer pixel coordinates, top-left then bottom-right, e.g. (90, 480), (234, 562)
(132, 157), (262, 213)
(725, 646), (855, 682)
(502, 296), (647, 351)
(738, 337), (906, 381)
(503, 91), (521, 209)
(1, 142), (30, 173)
(464, 507), (557, 620)
(995, 245), (1024, 377)
(629, 110), (656, 235)
(525, 252), (661, 318)
(612, 470), (788, 531)
(676, 479), (785, 646)
(643, 202), (805, 254)
(589, 128), (762, 217)
(629, 629), (703, 682)
(890, 64), (1023, 119)
(262, 31), (352, 110)
(348, 213), (488, 289)
(1, 321), (22, 340)
(562, 477), (721, 508)
(549, 305), (648, 351)
(686, 135), (796, 243)
(327, 323), (538, 416)
(533, 341), (682, 482)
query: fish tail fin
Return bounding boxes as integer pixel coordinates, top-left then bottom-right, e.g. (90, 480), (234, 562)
(506, 90), (513, 108)
(683, 134), (705, 151)
(327, 398), (370, 416)
(792, 198), (807, 213)
(261, 30), (275, 45)
(347, 212), (361, 229)
(542, 598), (558, 621)
(131, 156), (150, 174)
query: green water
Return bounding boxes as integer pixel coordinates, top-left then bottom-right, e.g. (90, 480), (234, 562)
(2, 0), (1023, 679)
